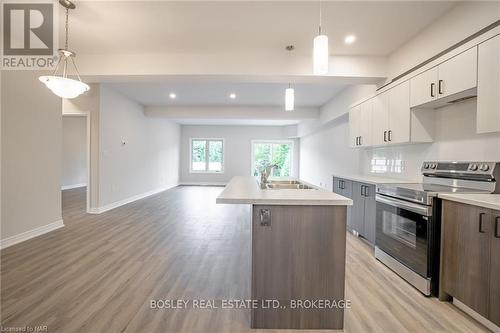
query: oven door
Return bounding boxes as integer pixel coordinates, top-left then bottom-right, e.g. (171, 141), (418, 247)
(375, 194), (432, 277)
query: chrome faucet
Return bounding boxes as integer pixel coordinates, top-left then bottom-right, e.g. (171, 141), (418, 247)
(260, 164), (279, 189)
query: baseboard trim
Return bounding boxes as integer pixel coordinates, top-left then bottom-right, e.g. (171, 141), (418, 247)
(453, 298), (500, 333)
(179, 182), (227, 186)
(87, 184), (178, 214)
(0, 219), (65, 250)
(61, 183), (86, 190)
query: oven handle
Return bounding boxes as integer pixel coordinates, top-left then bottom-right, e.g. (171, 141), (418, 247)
(376, 194), (432, 217)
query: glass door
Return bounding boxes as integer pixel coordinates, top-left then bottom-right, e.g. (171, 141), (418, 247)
(376, 198), (430, 277)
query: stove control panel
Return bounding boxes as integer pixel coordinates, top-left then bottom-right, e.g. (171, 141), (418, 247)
(422, 161), (499, 180)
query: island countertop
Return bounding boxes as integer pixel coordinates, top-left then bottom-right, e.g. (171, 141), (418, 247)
(216, 176), (353, 206)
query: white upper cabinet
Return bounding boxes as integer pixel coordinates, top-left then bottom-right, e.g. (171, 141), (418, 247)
(349, 99), (373, 148)
(410, 47), (478, 108)
(388, 81), (411, 144)
(359, 99), (373, 147)
(372, 91), (389, 146)
(370, 81), (411, 147)
(349, 105), (361, 148)
(477, 34), (500, 134)
(437, 47), (477, 98)
(410, 67), (438, 108)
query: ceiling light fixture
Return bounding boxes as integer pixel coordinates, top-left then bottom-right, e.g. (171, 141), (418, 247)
(169, 92), (177, 99)
(285, 85), (295, 111)
(39, 0), (89, 99)
(344, 35), (356, 45)
(313, 0), (329, 75)
(229, 93), (237, 99)
(285, 46), (295, 111)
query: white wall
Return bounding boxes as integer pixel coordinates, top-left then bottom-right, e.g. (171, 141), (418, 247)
(62, 116), (87, 188)
(300, 114), (362, 190)
(299, 2), (500, 188)
(1, 71), (63, 243)
(388, 1), (500, 79)
(99, 85), (180, 207)
(180, 125), (299, 184)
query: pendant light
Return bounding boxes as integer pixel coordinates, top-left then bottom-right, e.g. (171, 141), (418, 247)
(285, 84), (295, 111)
(313, 0), (329, 75)
(285, 45), (295, 111)
(39, 0), (89, 99)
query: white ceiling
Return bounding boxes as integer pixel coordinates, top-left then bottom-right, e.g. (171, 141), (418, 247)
(108, 80), (347, 107)
(65, 1), (456, 56)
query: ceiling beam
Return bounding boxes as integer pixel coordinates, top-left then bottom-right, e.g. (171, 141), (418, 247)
(144, 106), (319, 121)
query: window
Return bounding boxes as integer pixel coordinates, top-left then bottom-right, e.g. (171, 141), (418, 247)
(252, 140), (293, 177)
(190, 139), (224, 173)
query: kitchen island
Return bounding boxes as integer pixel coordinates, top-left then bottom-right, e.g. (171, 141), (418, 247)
(216, 176), (353, 330)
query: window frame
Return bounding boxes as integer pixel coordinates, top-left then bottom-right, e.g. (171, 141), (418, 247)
(189, 138), (225, 174)
(250, 139), (294, 177)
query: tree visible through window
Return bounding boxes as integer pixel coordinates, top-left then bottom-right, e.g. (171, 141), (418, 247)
(252, 141), (293, 177)
(191, 139), (224, 172)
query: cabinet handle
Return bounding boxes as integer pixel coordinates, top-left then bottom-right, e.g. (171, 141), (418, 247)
(364, 186), (369, 197)
(495, 217), (500, 238)
(355, 137), (358, 146)
(430, 83), (435, 98)
(479, 213), (487, 233)
(438, 80), (444, 95)
(359, 136), (362, 146)
(341, 180), (345, 189)
(388, 130), (392, 142)
(383, 131), (387, 142)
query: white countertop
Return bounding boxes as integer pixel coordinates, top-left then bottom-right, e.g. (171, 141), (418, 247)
(216, 176), (353, 206)
(333, 174), (420, 185)
(438, 193), (500, 211)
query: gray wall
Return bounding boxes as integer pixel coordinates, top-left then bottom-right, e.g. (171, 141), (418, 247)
(62, 116), (87, 188)
(99, 85), (181, 207)
(1, 71), (63, 240)
(179, 125), (299, 184)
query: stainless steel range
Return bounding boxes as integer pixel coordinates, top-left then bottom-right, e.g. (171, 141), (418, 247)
(375, 161), (500, 296)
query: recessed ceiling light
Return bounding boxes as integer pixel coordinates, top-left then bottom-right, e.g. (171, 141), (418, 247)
(344, 35), (356, 45)
(229, 93), (237, 99)
(169, 92), (176, 99)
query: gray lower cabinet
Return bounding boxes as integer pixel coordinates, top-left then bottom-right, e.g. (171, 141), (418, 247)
(333, 177), (376, 245)
(333, 177), (353, 231)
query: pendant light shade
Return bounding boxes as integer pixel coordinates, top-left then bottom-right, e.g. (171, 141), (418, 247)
(39, 0), (89, 99)
(285, 87), (295, 111)
(39, 75), (89, 99)
(313, 34), (329, 75)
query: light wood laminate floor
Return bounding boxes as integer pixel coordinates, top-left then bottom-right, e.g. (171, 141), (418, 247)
(1, 186), (488, 333)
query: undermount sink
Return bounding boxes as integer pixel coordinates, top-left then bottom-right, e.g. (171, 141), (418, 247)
(265, 182), (316, 190)
(267, 180), (302, 185)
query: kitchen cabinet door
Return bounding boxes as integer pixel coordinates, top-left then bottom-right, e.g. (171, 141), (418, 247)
(410, 67), (438, 107)
(359, 99), (373, 147)
(441, 200), (491, 317)
(388, 81), (411, 144)
(437, 47), (477, 99)
(351, 182), (365, 234)
(349, 106), (361, 148)
(489, 210), (500, 326)
(362, 184), (376, 245)
(477, 35), (500, 134)
(372, 91), (389, 146)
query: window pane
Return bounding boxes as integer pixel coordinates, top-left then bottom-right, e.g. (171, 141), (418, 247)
(253, 143), (272, 176)
(192, 140), (206, 171)
(271, 144), (291, 177)
(208, 140), (223, 171)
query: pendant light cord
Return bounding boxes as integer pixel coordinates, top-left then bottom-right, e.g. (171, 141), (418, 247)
(319, 0), (322, 35)
(65, 8), (69, 50)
